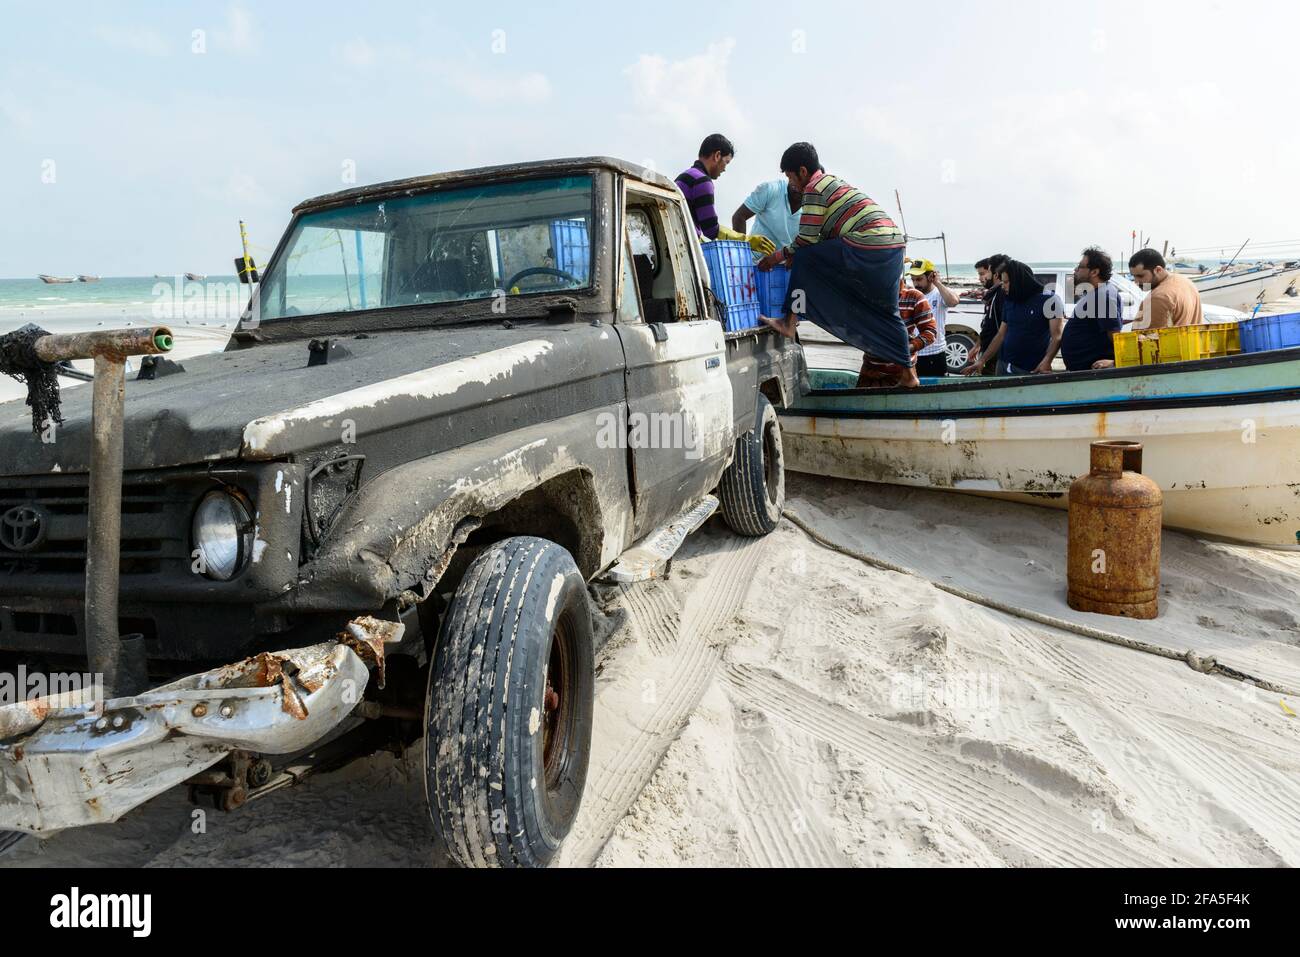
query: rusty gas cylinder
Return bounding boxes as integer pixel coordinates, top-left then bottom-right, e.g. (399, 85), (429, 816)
(1067, 440), (1162, 619)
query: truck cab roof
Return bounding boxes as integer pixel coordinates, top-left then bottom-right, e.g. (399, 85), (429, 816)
(294, 156), (677, 215)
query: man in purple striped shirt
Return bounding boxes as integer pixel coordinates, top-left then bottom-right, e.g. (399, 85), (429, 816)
(674, 134), (775, 255)
(675, 133), (734, 239)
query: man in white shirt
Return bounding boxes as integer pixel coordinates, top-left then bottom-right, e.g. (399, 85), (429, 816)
(908, 259), (961, 377)
(731, 179), (802, 250)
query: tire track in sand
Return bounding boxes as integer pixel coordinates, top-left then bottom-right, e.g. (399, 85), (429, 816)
(729, 710), (847, 867)
(724, 662), (1184, 867)
(562, 534), (766, 865)
(0, 831), (26, 857)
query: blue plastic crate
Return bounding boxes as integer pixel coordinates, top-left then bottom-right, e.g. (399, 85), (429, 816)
(549, 220), (590, 281)
(701, 240), (758, 308)
(1239, 312), (1300, 354)
(755, 264), (790, 317)
(719, 300), (762, 333)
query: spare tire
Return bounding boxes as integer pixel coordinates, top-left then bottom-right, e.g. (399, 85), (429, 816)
(424, 536), (594, 868)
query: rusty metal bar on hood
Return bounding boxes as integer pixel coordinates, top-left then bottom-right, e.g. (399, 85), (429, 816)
(30, 327), (174, 697)
(32, 326), (174, 364)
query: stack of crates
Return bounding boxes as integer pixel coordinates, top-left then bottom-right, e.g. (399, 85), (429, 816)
(548, 220), (591, 282)
(1238, 312), (1300, 354)
(1112, 322), (1242, 367)
(701, 240), (761, 332)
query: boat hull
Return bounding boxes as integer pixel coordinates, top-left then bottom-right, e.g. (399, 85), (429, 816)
(1193, 264), (1300, 312)
(780, 354), (1300, 548)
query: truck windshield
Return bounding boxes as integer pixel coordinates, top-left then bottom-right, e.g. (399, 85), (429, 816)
(257, 175), (594, 321)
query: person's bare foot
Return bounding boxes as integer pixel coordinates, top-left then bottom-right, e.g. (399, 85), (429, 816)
(897, 368), (921, 388)
(760, 314), (798, 338)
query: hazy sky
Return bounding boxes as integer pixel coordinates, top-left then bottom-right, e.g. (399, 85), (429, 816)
(2, 0), (1297, 276)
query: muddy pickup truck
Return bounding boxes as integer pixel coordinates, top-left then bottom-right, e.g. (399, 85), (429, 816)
(0, 157), (801, 867)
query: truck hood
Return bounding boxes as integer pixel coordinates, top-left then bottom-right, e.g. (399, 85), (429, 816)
(0, 325), (567, 474)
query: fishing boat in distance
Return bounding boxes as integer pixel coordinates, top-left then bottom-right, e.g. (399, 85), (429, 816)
(1192, 261), (1300, 312)
(37, 274), (76, 284)
(780, 349), (1300, 548)
(184, 272), (207, 281)
(76, 275), (100, 283)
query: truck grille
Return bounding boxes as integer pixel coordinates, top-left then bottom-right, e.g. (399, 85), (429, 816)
(0, 479), (194, 576)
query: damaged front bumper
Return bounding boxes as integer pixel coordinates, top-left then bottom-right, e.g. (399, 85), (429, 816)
(0, 617), (402, 835)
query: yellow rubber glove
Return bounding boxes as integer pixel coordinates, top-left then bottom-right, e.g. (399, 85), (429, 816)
(716, 227), (776, 257)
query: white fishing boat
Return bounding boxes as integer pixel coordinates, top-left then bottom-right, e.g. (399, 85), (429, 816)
(1192, 261), (1300, 312)
(184, 272), (207, 281)
(37, 275), (76, 284)
(781, 349), (1300, 548)
(76, 275), (100, 283)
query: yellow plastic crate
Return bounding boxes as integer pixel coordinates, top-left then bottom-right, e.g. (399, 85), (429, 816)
(1202, 321), (1242, 356)
(1112, 330), (1160, 367)
(1114, 323), (1242, 367)
(1155, 326), (1210, 363)
(1113, 331), (1142, 367)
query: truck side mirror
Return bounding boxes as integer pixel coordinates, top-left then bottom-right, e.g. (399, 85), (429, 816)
(235, 256), (260, 284)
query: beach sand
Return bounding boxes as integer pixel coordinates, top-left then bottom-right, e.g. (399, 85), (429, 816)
(6, 474), (1298, 868)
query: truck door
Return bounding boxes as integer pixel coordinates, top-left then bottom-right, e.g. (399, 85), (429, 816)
(615, 185), (734, 539)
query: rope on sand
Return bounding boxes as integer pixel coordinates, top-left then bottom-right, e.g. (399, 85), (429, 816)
(781, 509), (1300, 699)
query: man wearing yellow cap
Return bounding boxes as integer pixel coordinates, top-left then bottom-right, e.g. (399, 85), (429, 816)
(907, 259), (961, 377)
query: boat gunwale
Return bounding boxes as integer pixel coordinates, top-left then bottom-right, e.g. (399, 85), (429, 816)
(797, 344), (1300, 400)
(781, 386), (1300, 420)
(787, 345), (1300, 420)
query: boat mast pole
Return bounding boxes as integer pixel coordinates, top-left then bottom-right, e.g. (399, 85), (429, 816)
(895, 190), (910, 242)
(1223, 238), (1250, 271)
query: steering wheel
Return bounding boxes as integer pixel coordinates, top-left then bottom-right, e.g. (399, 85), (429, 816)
(505, 266), (581, 290)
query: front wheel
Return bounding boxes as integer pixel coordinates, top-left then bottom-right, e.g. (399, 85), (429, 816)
(718, 394), (785, 537)
(424, 536), (594, 868)
(945, 331), (979, 374)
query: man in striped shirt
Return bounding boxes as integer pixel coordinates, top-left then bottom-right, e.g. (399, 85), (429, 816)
(757, 142), (916, 386)
(675, 134), (775, 254)
(674, 133), (734, 240)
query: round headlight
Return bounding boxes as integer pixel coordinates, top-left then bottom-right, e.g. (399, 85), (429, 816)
(192, 490), (254, 581)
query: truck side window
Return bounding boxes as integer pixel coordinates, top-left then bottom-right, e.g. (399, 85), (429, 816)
(619, 235), (643, 323)
(627, 209), (657, 273)
(626, 198), (696, 323)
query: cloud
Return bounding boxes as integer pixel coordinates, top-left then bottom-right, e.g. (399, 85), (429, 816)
(622, 39), (747, 139)
(447, 68), (552, 105)
(95, 25), (171, 57)
(339, 37), (376, 68)
(216, 5), (258, 54)
(0, 89), (32, 129)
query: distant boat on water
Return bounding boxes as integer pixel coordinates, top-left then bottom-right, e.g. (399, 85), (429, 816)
(37, 275), (76, 284)
(184, 272), (207, 281)
(77, 275), (100, 283)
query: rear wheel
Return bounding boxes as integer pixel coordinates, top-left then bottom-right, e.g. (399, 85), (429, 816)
(424, 536), (594, 868)
(718, 394), (785, 537)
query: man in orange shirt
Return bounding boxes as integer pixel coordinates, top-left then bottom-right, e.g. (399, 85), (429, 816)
(1128, 248), (1204, 328)
(857, 279), (938, 387)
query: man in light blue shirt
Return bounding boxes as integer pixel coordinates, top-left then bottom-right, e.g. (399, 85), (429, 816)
(731, 179), (802, 249)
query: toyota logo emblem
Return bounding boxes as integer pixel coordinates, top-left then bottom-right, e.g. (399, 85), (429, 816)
(0, 505), (51, 553)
